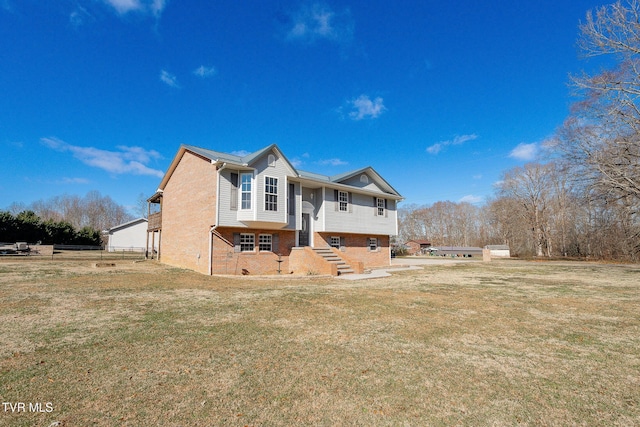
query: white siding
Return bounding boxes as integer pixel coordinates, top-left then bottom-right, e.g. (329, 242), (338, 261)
(217, 168), (246, 227)
(108, 220), (148, 251)
(319, 190), (398, 235)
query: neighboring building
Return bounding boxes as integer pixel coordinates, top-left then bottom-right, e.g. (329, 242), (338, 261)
(146, 144), (403, 275)
(432, 246), (483, 257)
(107, 218), (148, 252)
(404, 239), (432, 255)
(485, 245), (511, 258)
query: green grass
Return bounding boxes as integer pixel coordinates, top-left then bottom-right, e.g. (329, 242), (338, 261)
(0, 258), (639, 426)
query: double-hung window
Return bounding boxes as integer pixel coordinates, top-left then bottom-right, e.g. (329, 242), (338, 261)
(241, 173), (252, 210)
(377, 198), (385, 216)
(368, 238), (378, 251)
(338, 191), (348, 212)
(265, 177), (278, 211)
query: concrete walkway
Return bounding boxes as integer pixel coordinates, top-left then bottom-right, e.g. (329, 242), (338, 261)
(336, 257), (477, 281)
(336, 265), (423, 280)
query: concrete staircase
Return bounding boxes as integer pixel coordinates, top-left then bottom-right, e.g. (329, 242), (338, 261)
(312, 248), (354, 275)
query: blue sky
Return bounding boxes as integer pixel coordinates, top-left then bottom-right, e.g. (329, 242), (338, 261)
(1, 0), (606, 215)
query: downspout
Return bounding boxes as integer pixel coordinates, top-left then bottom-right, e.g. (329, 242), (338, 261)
(209, 162), (227, 275)
(209, 225), (217, 276)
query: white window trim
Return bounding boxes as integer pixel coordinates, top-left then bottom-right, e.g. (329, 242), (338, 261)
(368, 237), (379, 252)
(377, 198), (385, 216)
(338, 190), (348, 212)
(240, 173), (252, 210)
(330, 236), (340, 249)
(240, 233), (255, 252)
(265, 176), (278, 212)
(259, 234), (272, 252)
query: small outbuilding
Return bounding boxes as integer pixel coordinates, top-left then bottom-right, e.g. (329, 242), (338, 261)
(106, 218), (148, 252)
(434, 246), (483, 258)
(404, 240), (433, 255)
(485, 245), (511, 258)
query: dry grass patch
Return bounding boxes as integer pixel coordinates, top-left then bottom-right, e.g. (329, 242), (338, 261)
(0, 258), (639, 426)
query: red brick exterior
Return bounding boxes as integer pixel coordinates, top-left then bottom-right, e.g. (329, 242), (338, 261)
(161, 151), (217, 275)
(211, 227), (295, 275)
(315, 232), (391, 269)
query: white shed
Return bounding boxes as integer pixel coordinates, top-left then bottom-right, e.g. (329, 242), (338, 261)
(485, 245), (511, 258)
(107, 218), (148, 252)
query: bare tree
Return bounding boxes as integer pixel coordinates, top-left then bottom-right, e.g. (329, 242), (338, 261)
(498, 163), (554, 257)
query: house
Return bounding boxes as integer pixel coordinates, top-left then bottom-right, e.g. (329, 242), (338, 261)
(146, 144), (403, 275)
(404, 239), (432, 255)
(107, 218), (148, 252)
(485, 245), (511, 258)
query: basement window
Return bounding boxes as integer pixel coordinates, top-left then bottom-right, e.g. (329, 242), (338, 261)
(259, 234), (272, 252)
(240, 233), (255, 252)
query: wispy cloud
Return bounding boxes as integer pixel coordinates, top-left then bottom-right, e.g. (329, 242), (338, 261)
(346, 95), (386, 121)
(193, 65), (216, 78)
(230, 150), (250, 157)
(459, 194), (483, 204)
(101, 0), (167, 17)
(509, 142), (538, 161)
(41, 137), (164, 178)
(427, 133), (478, 155)
(318, 158), (348, 166)
(60, 177), (91, 184)
(159, 69), (179, 88)
(286, 2), (353, 44)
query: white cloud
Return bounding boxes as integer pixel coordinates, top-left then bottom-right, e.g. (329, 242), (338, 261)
(509, 142), (538, 161)
(427, 134), (478, 155)
(473, 174), (483, 180)
(286, 2), (353, 44)
(159, 70), (179, 88)
(347, 95), (386, 120)
(230, 150), (250, 157)
(41, 137), (164, 178)
(101, 0), (167, 17)
(426, 143), (442, 154)
(61, 177), (91, 184)
(193, 65), (217, 78)
(318, 158), (348, 166)
(459, 194), (483, 204)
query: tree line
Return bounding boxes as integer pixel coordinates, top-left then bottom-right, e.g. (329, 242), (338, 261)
(0, 211), (101, 246)
(399, 1), (640, 262)
(1, 191), (136, 246)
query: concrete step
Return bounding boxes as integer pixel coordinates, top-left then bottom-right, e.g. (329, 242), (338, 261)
(313, 248), (354, 275)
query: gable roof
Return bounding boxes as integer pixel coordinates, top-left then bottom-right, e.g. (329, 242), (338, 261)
(157, 143), (403, 199)
(107, 217), (148, 233)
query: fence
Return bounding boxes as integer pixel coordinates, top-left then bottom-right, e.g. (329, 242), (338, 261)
(0, 244), (147, 261)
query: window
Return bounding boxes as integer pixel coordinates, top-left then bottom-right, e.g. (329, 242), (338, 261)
(338, 190), (348, 212)
(330, 236), (341, 249)
(241, 173), (252, 209)
(377, 198), (385, 216)
(368, 238), (378, 251)
(230, 173), (238, 210)
(288, 183), (295, 215)
(360, 174), (369, 184)
(259, 234), (272, 252)
(265, 177), (278, 211)
(268, 154), (276, 167)
(240, 233), (255, 252)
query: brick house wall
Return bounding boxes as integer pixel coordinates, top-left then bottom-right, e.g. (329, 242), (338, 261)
(161, 151), (217, 275)
(211, 227), (295, 275)
(315, 232), (391, 269)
